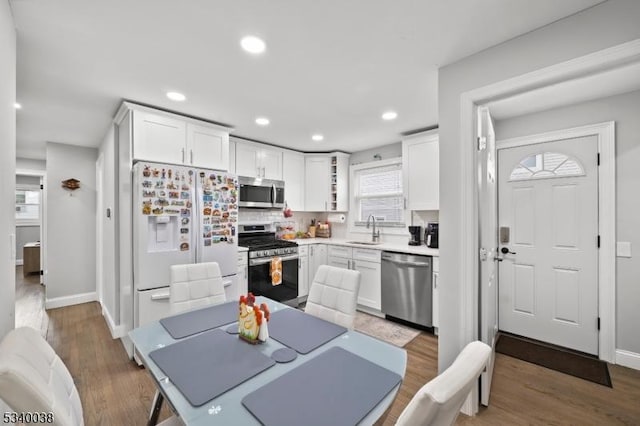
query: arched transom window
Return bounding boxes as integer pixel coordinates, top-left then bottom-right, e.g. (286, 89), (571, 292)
(509, 152), (585, 181)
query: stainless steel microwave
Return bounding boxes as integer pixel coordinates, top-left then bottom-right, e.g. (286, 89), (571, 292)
(238, 176), (285, 208)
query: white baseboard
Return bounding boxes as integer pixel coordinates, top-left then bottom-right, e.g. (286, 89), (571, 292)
(15, 259), (23, 266)
(45, 292), (97, 309)
(616, 349), (640, 371)
(101, 304), (127, 339)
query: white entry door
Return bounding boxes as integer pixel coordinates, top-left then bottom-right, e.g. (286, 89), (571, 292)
(498, 135), (599, 355)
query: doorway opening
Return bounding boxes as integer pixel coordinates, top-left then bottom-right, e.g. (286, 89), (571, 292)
(15, 171), (48, 336)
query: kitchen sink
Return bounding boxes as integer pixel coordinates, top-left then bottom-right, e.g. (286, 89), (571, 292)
(347, 241), (382, 246)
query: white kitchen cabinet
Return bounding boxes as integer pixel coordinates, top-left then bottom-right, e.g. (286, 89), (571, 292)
(402, 129), (439, 210)
(234, 139), (283, 180)
(304, 156), (331, 211)
(237, 251), (248, 297)
(186, 122), (229, 170)
(282, 150), (305, 211)
(432, 256), (439, 331)
(130, 105), (231, 170)
(133, 111), (186, 166)
(352, 259), (381, 311)
(298, 246), (309, 299)
(326, 245), (381, 311)
(308, 244), (327, 285)
(304, 153), (350, 212)
(328, 256), (350, 270)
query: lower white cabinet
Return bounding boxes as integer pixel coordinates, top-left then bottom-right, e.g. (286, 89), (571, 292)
(308, 244), (327, 287)
(326, 245), (382, 311)
(432, 257), (439, 331)
(298, 246), (309, 299)
(237, 251), (248, 297)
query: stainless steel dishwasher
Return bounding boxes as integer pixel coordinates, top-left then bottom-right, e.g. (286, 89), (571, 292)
(381, 251), (433, 328)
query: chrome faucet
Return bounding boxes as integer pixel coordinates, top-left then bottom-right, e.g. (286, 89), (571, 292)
(366, 214), (380, 243)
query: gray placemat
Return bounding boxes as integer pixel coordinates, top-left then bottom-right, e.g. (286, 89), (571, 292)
(242, 347), (402, 426)
(160, 301), (238, 339)
(268, 308), (347, 354)
(149, 329), (275, 407)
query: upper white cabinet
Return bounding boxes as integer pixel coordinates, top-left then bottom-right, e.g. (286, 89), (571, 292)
(186, 123), (229, 170)
(133, 111), (186, 166)
(128, 103), (231, 170)
(402, 130), (439, 210)
(305, 155), (331, 211)
(304, 153), (349, 212)
(234, 139), (283, 180)
(282, 150), (305, 211)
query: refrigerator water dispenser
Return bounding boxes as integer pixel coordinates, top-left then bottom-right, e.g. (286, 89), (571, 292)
(148, 216), (179, 252)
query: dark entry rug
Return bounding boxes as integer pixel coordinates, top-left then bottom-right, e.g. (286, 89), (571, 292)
(496, 333), (612, 387)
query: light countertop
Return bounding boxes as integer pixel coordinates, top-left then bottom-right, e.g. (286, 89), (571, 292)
(237, 246), (249, 252)
(293, 238), (439, 257)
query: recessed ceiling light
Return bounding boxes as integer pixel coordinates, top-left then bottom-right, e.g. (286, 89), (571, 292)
(255, 117), (270, 126)
(241, 36), (266, 54)
(14, 103), (22, 109)
(166, 91), (186, 102)
(382, 111), (398, 121)
(312, 134), (324, 142)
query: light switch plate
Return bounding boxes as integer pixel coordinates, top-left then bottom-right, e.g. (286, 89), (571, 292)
(616, 241), (632, 258)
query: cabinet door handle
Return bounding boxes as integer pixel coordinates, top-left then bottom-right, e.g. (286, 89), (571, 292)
(352, 260), (356, 270)
(190, 149), (193, 165)
(181, 148), (185, 163)
(434, 275), (437, 289)
(262, 167), (266, 177)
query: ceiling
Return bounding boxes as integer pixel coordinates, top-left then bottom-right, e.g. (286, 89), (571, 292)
(10, 0), (603, 160)
(488, 60), (640, 120)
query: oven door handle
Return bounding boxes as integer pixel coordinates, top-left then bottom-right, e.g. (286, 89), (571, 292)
(250, 254), (299, 266)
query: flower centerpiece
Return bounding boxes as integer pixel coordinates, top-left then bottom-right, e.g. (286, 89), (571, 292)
(238, 293), (270, 344)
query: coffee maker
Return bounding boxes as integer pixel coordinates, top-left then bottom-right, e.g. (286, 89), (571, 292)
(408, 226), (421, 246)
(425, 223), (439, 248)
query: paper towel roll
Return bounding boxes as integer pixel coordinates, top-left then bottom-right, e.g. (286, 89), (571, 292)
(327, 213), (346, 223)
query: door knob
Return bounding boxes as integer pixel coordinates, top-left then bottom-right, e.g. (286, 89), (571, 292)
(500, 247), (516, 255)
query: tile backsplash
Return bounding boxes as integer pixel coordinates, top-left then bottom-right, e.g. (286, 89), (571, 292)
(239, 209), (324, 232)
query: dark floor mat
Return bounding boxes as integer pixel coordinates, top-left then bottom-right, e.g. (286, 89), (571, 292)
(496, 333), (612, 387)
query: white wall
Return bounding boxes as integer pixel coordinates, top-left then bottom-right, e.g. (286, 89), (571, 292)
(16, 157), (45, 171)
(98, 125), (118, 328)
(495, 89), (640, 355)
(438, 0), (640, 370)
(46, 142), (98, 305)
(0, 0), (16, 340)
(349, 142), (402, 165)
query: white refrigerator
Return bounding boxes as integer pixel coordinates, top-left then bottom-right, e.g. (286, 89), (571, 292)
(132, 161), (239, 328)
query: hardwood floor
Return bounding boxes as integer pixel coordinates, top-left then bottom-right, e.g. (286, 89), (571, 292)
(15, 266), (48, 336)
(28, 294), (640, 425)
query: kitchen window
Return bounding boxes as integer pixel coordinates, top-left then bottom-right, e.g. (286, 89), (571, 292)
(351, 158), (405, 228)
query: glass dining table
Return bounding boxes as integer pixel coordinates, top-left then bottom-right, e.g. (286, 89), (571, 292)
(129, 296), (407, 426)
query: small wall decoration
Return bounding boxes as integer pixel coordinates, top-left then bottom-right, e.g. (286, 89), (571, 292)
(61, 178), (80, 190)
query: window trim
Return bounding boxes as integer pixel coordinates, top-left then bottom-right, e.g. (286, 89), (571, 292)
(348, 157), (407, 236)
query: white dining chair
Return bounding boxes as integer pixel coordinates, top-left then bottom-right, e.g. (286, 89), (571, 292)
(169, 262), (226, 315)
(0, 327), (183, 426)
(305, 265), (361, 329)
(395, 340), (492, 426)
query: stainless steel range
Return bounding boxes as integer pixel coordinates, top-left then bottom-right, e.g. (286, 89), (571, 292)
(238, 223), (299, 306)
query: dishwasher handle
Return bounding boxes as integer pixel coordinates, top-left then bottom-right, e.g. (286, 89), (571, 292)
(383, 257), (430, 268)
